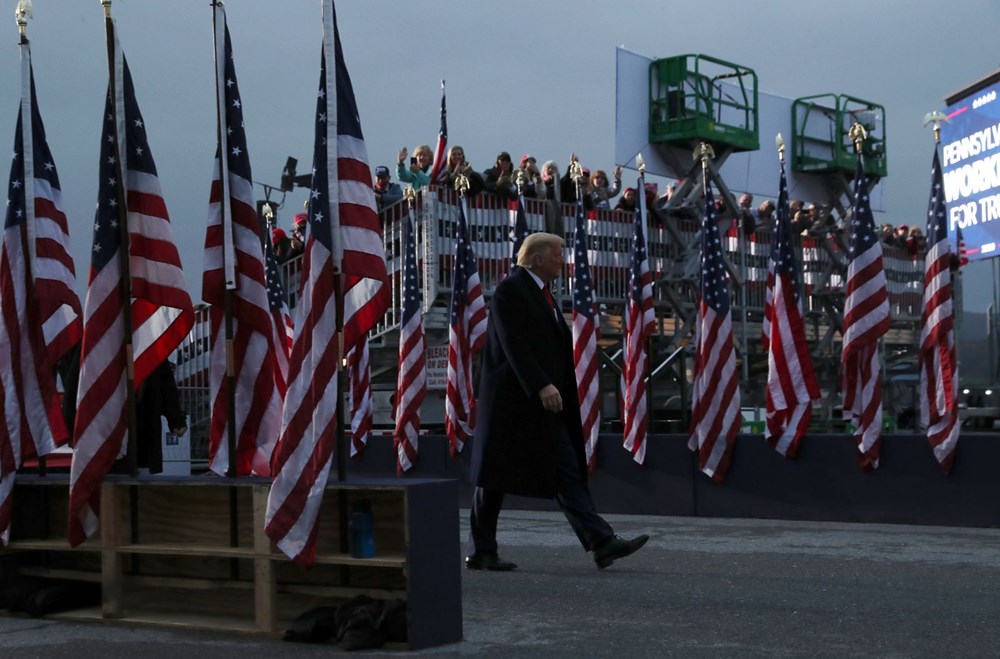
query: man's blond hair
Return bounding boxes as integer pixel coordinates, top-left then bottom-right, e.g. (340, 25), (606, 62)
(517, 232), (565, 266)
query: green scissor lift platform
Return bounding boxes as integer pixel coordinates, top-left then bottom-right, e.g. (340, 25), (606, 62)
(791, 93), (887, 177)
(649, 54), (759, 152)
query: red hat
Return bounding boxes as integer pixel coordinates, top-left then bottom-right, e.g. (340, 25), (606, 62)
(271, 228), (287, 244)
(520, 154), (535, 164)
(624, 187), (636, 195)
(294, 212), (308, 226)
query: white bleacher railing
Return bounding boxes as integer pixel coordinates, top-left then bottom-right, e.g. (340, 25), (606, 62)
(173, 187), (924, 458)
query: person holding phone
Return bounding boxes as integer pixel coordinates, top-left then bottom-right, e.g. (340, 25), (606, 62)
(516, 155), (543, 198)
(396, 144), (433, 190)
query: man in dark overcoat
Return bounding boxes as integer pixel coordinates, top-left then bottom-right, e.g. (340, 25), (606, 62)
(466, 232), (648, 571)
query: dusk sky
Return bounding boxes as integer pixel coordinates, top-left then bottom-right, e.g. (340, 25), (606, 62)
(2, 1), (997, 310)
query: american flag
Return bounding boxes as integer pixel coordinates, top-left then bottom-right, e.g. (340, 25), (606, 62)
(621, 176), (654, 464)
(0, 45), (81, 545)
(263, 222), (293, 397)
(956, 224), (969, 268)
(393, 209), (425, 473)
(841, 155), (890, 471)
(69, 23), (194, 546)
(572, 200), (601, 469)
(428, 81), (448, 186)
(689, 183), (741, 482)
(510, 194), (531, 271)
(445, 198), (487, 456)
(762, 160), (820, 458)
(347, 338), (372, 458)
(203, 7), (281, 477)
(920, 148), (959, 473)
(265, 0), (389, 567)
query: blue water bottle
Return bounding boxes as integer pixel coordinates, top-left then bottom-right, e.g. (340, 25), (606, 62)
(349, 500), (376, 558)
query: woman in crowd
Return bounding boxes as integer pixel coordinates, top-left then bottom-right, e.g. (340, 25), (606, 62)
(588, 166), (623, 209)
(516, 155), (543, 198)
(396, 144), (434, 190)
(540, 160), (561, 202)
(444, 145), (484, 196)
(614, 187), (637, 212)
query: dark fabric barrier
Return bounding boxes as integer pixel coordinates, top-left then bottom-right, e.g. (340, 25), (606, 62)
(346, 432), (1000, 528)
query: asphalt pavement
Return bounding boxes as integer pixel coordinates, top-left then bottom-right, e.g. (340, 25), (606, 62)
(3, 510), (1000, 658)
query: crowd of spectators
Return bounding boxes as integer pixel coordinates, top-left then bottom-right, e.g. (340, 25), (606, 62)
(879, 223), (925, 257)
(268, 143), (933, 265)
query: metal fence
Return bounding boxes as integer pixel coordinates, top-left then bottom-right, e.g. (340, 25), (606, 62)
(173, 187), (925, 456)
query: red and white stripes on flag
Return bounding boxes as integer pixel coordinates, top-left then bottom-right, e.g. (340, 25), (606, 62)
(445, 198), (487, 456)
(68, 21), (194, 546)
(621, 177), (655, 465)
(265, 0), (389, 568)
(0, 43), (81, 545)
(841, 156), (890, 471)
(203, 6), (282, 477)
(347, 338), (372, 458)
(393, 209), (425, 473)
(572, 201), (601, 469)
(763, 160), (820, 458)
(689, 183), (741, 482)
(428, 80), (448, 186)
(920, 148), (959, 473)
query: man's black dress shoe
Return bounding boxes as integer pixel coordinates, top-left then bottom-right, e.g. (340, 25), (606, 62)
(465, 553), (517, 571)
(592, 534), (649, 569)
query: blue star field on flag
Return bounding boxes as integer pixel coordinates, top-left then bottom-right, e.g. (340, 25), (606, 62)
(700, 185), (730, 315)
(5, 72), (61, 232)
(91, 87), (122, 273)
(450, 201), (478, 324)
(401, 213), (422, 325)
(220, 23), (251, 187)
(926, 150), (947, 244)
(572, 200), (595, 321)
(848, 160), (878, 262)
(772, 159), (802, 286)
(511, 195), (530, 271)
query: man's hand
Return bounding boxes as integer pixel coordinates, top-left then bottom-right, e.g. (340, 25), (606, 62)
(397, 146), (407, 165)
(171, 426), (187, 437)
(539, 384), (562, 413)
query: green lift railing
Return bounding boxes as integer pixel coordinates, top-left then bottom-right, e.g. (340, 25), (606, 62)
(791, 94), (887, 177)
(648, 54), (758, 152)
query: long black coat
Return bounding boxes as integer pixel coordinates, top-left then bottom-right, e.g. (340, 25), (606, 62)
(470, 266), (587, 498)
(135, 361), (186, 474)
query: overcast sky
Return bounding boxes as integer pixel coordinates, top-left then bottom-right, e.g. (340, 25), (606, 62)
(2, 0), (998, 310)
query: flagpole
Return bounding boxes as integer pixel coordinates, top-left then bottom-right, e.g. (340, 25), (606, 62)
(636, 155), (653, 431)
(211, 1), (240, 478)
(16, 4), (35, 270)
(17, 1), (47, 478)
(101, 0), (139, 476)
(924, 111), (960, 366)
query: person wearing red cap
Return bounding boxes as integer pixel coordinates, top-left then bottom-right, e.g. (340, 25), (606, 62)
(614, 187), (637, 212)
(286, 212), (309, 257)
(271, 227), (291, 263)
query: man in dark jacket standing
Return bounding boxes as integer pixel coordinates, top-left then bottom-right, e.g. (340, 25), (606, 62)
(466, 232), (648, 571)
